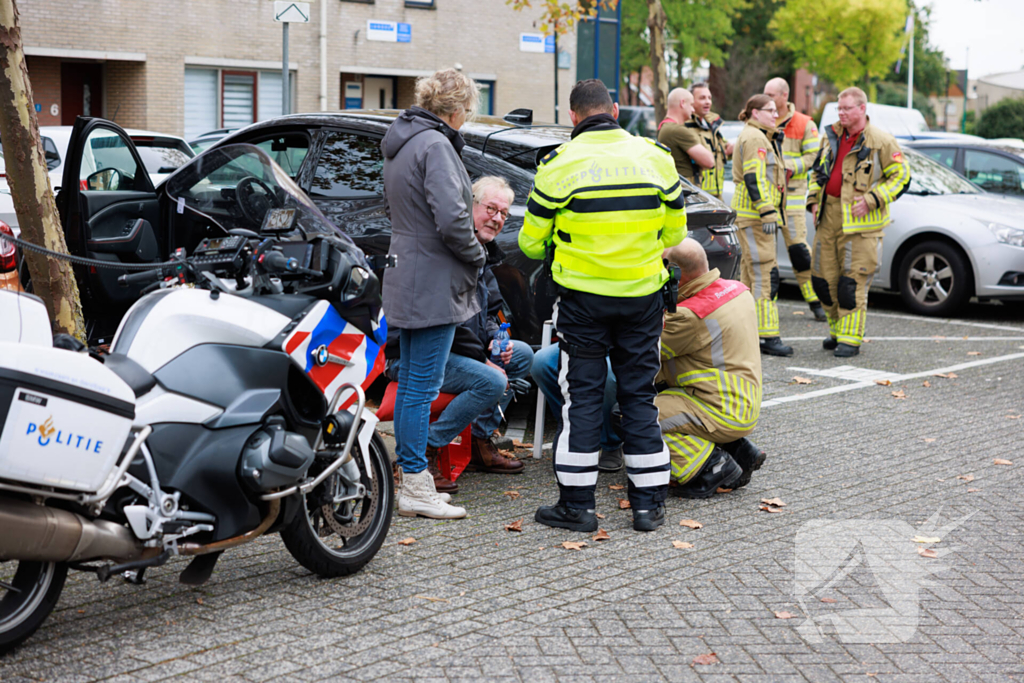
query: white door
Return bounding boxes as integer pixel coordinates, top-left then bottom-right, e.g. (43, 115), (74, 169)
(362, 77), (394, 109)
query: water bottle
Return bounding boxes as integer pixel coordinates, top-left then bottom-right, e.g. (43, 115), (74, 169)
(490, 322), (511, 367)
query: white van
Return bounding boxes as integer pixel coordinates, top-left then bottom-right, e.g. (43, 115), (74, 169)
(819, 102), (981, 141)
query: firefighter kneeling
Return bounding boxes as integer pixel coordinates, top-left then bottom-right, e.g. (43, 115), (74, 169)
(655, 239), (767, 497)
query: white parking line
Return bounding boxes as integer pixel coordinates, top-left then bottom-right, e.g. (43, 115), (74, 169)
(762, 352), (1024, 409)
(777, 302), (1024, 333)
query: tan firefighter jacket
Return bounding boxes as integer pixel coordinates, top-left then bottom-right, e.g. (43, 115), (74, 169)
(731, 119), (787, 226)
(777, 103), (820, 212)
(687, 112), (729, 196)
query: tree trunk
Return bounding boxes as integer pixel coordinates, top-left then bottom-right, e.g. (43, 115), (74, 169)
(646, 0), (668, 123)
(0, 0), (85, 339)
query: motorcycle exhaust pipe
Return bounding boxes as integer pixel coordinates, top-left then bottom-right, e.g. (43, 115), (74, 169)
(0, 497), (147, 564)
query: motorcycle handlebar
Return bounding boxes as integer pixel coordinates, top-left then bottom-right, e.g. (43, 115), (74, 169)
(118, 269), (164, 287)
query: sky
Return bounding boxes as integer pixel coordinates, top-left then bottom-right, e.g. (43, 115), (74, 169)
(926, 0), (1024, 78)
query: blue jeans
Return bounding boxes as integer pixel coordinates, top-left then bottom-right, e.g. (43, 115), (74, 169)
(394, 324), (456, 474)
(463, 340), (534, 440)
(531, 344), (622, 451)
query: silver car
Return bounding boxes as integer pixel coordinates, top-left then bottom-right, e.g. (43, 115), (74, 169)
(723, 147), (1024, 315)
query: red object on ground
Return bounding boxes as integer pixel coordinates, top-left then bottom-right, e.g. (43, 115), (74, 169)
(375, 382), (473, 482)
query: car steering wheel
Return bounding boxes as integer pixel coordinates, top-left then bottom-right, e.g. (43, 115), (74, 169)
(235, 176), (280, 226)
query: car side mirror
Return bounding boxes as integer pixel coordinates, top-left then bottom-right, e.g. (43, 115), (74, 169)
(45, 149), (60, 171)
(87, 167), (122, 191)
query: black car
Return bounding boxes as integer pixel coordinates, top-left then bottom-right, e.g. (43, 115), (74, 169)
(907, 140), (1024, 199)
(54, 113), (739, 344)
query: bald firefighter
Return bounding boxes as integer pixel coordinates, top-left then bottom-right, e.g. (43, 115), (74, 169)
(689, 82), (734, 200)
(808, 87), (911, 357)
(658, 88), (716, 186)
(764, 77), (827, 321)
(520, 79), (687, 533)
(656, 239), (766, 498)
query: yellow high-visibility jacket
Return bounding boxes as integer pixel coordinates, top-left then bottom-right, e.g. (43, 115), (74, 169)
(808, 118), (911, 233)
(731, 119), (787, 226)
(520, 126), (687, 297)
(777, 103), (819, 213)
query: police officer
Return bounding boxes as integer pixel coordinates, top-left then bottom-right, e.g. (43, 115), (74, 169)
(764, 77), (827, 321)
(658, 88), (716, 186)
(807, 87), (911, 357)
(732, 94), (792, 357)
(520, 79), (686, 533)
(689, 83), (733, 200)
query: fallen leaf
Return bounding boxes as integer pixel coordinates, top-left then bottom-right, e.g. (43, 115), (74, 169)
(672, 540), (694, 549)
(820, 597), (838, 604)
(923, 438), (936, 443)
(792, 376), (813, 385)
(196, 597), (204, 605)
(913, 535), (941, 543)
(511, 439), (533, 448)
(963, 336), (969, 340)
(679, 519), (704, 529)
(595, 512), (606, 519)
(608, 483), (625, 490)
(922, 380), (931, 388)
(775, 611), (796, 619)
(77, 609), (85, 614)
(792, 310), (806, 315)
(692, 653), (719, 666)
(994, 459), (1014, 465)
(867, 674), (877, 678)
(414, 595), (449, 602)
(716, 487), (733, 493)
(1007, 414), (1022, 420)
(863, 338), (872, 343)
(593, 528), (611, 541)
(967, 351), (981, 356)
(874, 379), (892, 386)
(618, 498), (631, 509)
(504, 490), (521, 500)
(397, 537), (417, 546)
(968, 488), (981, 493)
(761, 498), (786, 507)
(891, 390), (907, 400)
(504, 519), (523, 532)
(760, 505), (784, 513)
(561, 541), (587, 551)
(957, 474), (974, 482)
(934, 372), (958, 379)
(917, 547), (938, 559)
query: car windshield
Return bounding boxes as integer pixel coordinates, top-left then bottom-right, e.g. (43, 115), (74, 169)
(132, 139), (194, 175)
(905, 149), (981, 196)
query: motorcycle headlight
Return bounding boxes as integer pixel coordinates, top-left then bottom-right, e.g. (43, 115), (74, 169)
(988, 222), (1024, 247)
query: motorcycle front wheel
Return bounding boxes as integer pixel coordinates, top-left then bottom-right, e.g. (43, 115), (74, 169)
(281, 430), (394, 577)
(0, 560), (68, 655)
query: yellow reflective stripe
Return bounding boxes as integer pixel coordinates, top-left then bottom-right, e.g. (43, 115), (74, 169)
(841, 202), (890, 232)
(660, 341), (675, 359)
(666, 433), (713, 484)
(662, 374), (760, 430)
(835, 309), (865, 346)
(754, 298), (780, 337)
(554, 252), (663, 280)
(876, 160), (911, 203)
(521, 218), (551, 240)
(556, 214), (667, 236)
(799, 279), (818, 301)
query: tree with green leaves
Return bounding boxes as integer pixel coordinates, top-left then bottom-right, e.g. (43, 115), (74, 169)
(771, 0), (908, 101)
(976, 98), (1024, 140)
(505, 0), (619, 35)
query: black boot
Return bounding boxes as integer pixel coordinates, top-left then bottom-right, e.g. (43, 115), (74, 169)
(633, 506), (666, 532)
(760, 337), (794, 357)
(535, 504), (598, 532)
(672, 448), (742, 499)
(822, 337), (838, 351)
(834, 343), (860, 358)
(719, 438), (767, 489)
(809, 301), (828, 322)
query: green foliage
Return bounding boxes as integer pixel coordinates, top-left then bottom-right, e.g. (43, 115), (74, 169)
(771, 0), (908, 96)
(976, 98), (1024, 140)
(963, 110), (976, 136)
(663, 0), (748, 70)
(876, 82), (936, 127)
(505, 0), (620, 35)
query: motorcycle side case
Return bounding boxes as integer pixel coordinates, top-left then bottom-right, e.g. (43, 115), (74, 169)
(0, 290), (53, 346)
(239, 419), (315, 492)
(0, 342), (136, 492)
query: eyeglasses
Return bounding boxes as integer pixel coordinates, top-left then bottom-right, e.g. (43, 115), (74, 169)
(837, 105), (864, 113)
(757, 107), (778, 114)
(483, 203), (509, 221)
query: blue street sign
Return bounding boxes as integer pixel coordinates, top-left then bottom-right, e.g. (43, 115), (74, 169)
(35, 103), (41, 112)
(544, 35), (555, 54)
(397, 23), (411, 43)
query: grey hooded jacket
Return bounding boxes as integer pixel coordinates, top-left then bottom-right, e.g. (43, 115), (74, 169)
(381, 107), (486, 329)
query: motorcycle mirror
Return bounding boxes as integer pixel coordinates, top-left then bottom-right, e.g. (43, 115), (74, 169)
(228, 228), (260, 239)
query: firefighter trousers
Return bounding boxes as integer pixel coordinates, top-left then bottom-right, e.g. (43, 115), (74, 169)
(783, 187), (819, 305)
(552, 288), (669, 510)
(655, 388), (754, 485)
(735, 218), (781, 338)
(811, 197), (883, 347)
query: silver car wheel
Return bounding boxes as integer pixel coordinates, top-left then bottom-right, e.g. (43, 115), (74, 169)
(908, 252), (955, 305)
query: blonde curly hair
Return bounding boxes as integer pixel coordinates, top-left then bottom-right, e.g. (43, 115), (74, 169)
(414, 68), (480, 120)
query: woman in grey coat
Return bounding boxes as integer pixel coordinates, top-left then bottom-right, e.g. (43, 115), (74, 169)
(381, 68), (485, 520)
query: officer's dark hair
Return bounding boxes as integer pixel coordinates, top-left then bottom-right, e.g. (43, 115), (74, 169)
(570, 79), (614, 117)
(738, 94), (772, 122)
(690, 82), (711, 94)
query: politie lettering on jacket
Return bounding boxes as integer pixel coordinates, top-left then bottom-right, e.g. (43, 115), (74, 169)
(25, 416), (103, 453)
(552, 161), (663, 196)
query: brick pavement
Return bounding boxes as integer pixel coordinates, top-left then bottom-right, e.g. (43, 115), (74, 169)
(2, 292), (1024, 682)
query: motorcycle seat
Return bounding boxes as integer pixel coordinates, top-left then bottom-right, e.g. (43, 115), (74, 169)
(104, 353), (157, 398)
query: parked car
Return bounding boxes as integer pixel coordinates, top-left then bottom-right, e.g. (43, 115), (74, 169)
(0, 220), (21, 292)
(188, 128), (239, 154)
(906, 140), (1024, 199)
(819, 102), (983, 142)
(722, 147), (1024, 315)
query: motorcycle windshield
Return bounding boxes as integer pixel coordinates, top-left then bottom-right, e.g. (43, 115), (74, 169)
(164, 143), (358, 250)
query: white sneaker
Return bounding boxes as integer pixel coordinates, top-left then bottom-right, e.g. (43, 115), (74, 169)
(398, 469), (466, 519)
(394, 467), (450, 502)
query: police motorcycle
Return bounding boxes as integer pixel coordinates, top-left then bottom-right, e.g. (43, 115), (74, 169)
(0, 145), (392, 653)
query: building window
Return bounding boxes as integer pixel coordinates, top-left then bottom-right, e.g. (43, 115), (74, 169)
(477, 81), (494, 116)
(405, 0), (435, 7)
(222, 71), (256, 129)
(184, 67), (293, 140)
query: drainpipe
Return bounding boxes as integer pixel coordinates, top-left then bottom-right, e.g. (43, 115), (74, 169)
(320, 0), (328, 111)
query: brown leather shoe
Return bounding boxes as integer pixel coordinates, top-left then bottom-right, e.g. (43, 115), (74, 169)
(468, 436), (524, 474)
(425, 446), (459, 494)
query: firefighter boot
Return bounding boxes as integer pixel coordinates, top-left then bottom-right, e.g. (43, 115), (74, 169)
(809, 301), (828, 322)
(760, 337), (794, 357)
(719, 438), (767, 489)
(672, 447), (742, 499)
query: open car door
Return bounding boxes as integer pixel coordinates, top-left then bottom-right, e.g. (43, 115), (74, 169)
(57, 117), (162, 340)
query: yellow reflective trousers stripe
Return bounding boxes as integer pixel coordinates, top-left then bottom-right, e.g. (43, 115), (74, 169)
(665, 433), (713, 484)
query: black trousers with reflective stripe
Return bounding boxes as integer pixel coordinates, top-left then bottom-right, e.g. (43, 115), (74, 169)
(552, 288), (668, 510)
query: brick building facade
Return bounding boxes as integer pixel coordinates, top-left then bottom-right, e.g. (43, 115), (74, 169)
(19, 0), (578, 138)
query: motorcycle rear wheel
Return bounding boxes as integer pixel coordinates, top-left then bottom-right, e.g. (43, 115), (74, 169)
(0, 561), (68, 655)
(281, 430), (393, 577)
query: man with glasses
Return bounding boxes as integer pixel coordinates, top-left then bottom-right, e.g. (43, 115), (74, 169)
(807, 87), (911, 357)
(764, 77), (827, 322)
